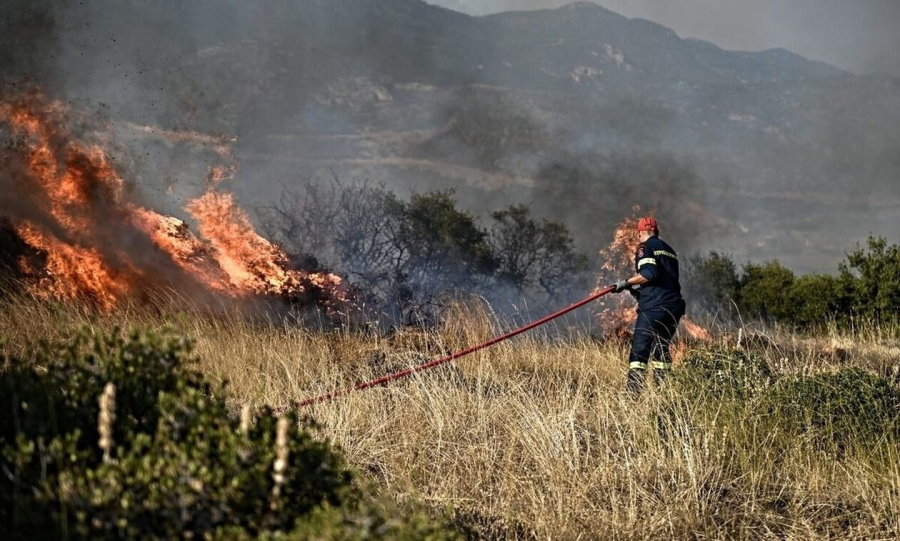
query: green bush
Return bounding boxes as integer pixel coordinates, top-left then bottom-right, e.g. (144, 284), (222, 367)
(763, 368), (900, 454)
(685, 236), (899, 330)
(490, 204), (589, 298)
(786, 274), (846, 328)
(675, 348), (775, 400)
(736, 261), (797, 324)
(737, 268), (847, 329)
(656, 349), (775, 445)
(668, 349), (900, 458)
(215, 499), (458, 540)
(681, 251), (740, 315)
(0, 329), (452, 539)
(840, 236), (900, 323)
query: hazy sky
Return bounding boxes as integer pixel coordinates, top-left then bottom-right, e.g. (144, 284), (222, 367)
(428, 0), (900, 76)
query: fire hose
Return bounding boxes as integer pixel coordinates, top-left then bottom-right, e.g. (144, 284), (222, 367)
(298, 286), (615, 407)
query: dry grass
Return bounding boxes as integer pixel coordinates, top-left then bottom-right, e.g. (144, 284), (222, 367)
(2, 294), (899, 539)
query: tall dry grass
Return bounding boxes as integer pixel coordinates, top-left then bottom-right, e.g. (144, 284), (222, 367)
(1, 293), (899, 539)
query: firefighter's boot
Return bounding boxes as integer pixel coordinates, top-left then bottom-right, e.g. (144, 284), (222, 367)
(653, 367), (670, 388)
(626, 369), (646, 398)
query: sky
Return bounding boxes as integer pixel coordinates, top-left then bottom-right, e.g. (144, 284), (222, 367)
(428, 0), (900, 76)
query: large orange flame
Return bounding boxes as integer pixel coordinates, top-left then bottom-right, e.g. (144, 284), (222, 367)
(0, 90), (347, 312)
(594, 210), (641, 335)
(14, 223), (134, 310)
(186, 190), (347, 306)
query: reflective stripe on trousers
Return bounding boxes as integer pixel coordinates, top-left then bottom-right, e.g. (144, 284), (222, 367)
(627, 308), (683, 371)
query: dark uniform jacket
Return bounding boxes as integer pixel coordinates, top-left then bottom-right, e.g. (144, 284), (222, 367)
(630, 236), (685, 314)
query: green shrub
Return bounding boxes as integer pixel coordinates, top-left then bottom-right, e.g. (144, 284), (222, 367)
(0, 329), (451, 539)
(686, 237), (900, 330)
(489, 204), (589, 298)
(656, 349), (775, 446)
(675, 348), (775, 400)
(681, 251), (740, 315)
(736, 261), (797, 324)
(284, 499), (459, 540)
(763, 368), (900, 454)
(787, 274), (846, 328)
(662, 352), (900, 469)
(840, 236), (900, 324)
(215, 499), (459, 540)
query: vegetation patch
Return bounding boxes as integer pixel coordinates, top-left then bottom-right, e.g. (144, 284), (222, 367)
(763, 368), (900, 453)
(0, 329), (455, 539)
(675, 348), (775, 400)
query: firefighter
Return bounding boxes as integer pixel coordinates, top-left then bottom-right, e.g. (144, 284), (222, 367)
(610, 217), (685, 396)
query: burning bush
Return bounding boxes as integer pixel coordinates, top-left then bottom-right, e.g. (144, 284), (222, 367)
(0, 218), (32, 288)
(0, 329), (454, 539)
(0, 90), (348, 313)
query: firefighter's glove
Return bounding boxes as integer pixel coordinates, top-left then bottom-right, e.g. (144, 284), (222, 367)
(612, 279), (630, 293)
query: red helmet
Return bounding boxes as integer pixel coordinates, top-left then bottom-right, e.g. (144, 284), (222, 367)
(637, 217), (658, 232)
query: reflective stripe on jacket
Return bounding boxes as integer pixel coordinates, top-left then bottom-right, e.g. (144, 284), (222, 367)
(631, 236), (684, 313)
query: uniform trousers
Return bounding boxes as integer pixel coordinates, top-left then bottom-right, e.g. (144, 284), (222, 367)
(627, 304), (684, 394)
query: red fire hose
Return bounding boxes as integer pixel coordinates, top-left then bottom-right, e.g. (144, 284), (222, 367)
(298, 286), (615, 407)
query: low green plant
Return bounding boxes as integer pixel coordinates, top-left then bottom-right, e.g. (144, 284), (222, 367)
(763, 368), (900, 454)
(0, 329), (452, 539)
(674, 348), (775, 400)
(665, 349), (900, 461)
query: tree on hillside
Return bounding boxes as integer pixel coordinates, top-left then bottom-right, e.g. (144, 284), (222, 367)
(385, 191), (497, 320)
(489, 204), (588, 298)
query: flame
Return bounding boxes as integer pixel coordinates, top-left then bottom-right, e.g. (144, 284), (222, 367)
(594, 209), (642, 336)
(599, 212), (642, 276)
(14, 222), (134, 310)
(186, 190), (347, 306)
(681, 318), (712, 341)
(206, 163), (237, 188)
(595, 208), (711, 342)
(0, 90), (348, 312)
(130, 209), (232, 294)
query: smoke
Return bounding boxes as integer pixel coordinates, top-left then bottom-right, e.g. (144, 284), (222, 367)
(0, 2), (62, 84)
(2, 0), (898, 283)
